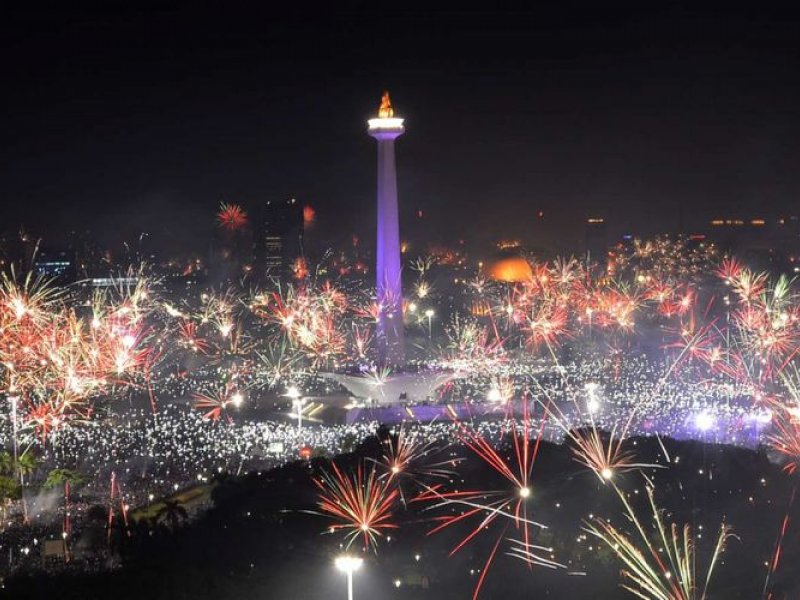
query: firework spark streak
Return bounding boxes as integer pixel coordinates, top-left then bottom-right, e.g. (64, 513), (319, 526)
(415, 399), (559, 599)
(192, 383), (245, 421)
(762, 484), (797, 599)
(0, 270), (155, 442)
(315, 461), (398, 552)
(564, 421), (659, 483)
(587, 484), (732, 600)
(373, 426), (460, 505)
(539, 396), (662, 483)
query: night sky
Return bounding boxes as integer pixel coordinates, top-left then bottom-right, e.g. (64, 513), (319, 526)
(1, 3), (799, 253)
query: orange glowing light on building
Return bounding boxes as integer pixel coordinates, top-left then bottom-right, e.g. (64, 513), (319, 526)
(471, 301), (491, 316)
(487, 256), (533, 283)
(303, 205), (316, 226)
(378, 91), (394, 118)
(496, 240), (522, 250)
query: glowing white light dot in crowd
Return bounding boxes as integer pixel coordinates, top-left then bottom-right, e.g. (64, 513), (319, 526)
(585, 382), (601, 413)
(753, 409), (773, 424)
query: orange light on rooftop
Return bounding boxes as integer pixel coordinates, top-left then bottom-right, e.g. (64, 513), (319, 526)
(487, 256), (533, 283)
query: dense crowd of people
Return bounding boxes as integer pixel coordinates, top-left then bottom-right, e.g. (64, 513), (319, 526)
(0, 349), (777, 576)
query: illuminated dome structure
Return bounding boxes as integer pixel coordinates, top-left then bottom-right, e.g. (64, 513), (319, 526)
(487, 255), (533, 283)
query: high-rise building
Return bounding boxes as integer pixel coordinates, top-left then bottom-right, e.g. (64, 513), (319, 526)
(368, 91), (405, 365)
(209, 214), (253, 284)
(34, 249), (74, 280)
(68, 229), (107, 279)
(585, 217), (608, 266)
(257, 198), (304, 279)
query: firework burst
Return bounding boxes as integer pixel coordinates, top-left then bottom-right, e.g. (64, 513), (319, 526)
(315, 461), (399, 552)
(415, 400), (557, 599)
(192, 383), (245, 421)
(587, 484), (732, 600)
(373, 426), (459, 504)
(216, 202), (248, 231)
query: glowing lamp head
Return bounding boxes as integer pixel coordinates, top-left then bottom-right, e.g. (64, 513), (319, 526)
(230, 392), (244, 407)
(335, 555), (364, 574)
(519, 486), (531, 499)
(285, 385), (301, 400)
(487, 387), (503, 402)
(694, 412), (715, 431)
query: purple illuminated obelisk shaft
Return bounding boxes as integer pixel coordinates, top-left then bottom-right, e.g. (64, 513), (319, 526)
(368, 93), (405, 365)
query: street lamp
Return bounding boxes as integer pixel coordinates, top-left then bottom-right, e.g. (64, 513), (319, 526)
(487, 386), (502, 403)
(284, 385), (304, 429)
(424, 308), (434, 339)
(585, 382), (600, 414)
(8, 396), (18, 467)
(335, 555), (363, 600)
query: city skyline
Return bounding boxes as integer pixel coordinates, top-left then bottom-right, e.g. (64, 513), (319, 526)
(1, 4), (799, 254)
(4, 6), (800, 600)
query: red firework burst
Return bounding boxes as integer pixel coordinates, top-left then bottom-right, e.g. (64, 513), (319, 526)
(178, 321), (209, 354)
(216, 202), (248, 231)
(315, 461), (399, 552)
(374, 427), (460, 505)
(192, 383), (244, 421)
(415, 401), (561, 599)
(768, 407), (800, 474)
(303, 204), (315, 226)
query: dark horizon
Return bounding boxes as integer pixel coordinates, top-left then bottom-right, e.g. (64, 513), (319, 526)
(1, 3), (800, 255)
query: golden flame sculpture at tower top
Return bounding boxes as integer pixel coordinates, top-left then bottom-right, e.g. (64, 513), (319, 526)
(378, 91), (394, 118)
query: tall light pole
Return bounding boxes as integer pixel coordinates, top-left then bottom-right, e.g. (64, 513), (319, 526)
(424, 308), (434, 339)
(285, 385), (303, 430)
(9, 396), (18, 467)
(335, 555), (363, 600)
(368, 91), (405, 366)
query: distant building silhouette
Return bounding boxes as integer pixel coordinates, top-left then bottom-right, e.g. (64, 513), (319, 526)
(584, 217), (608, 266)
(34, 248), (74, 281)
(706, 215), (800, 272)
(255, 198), (305, 280)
